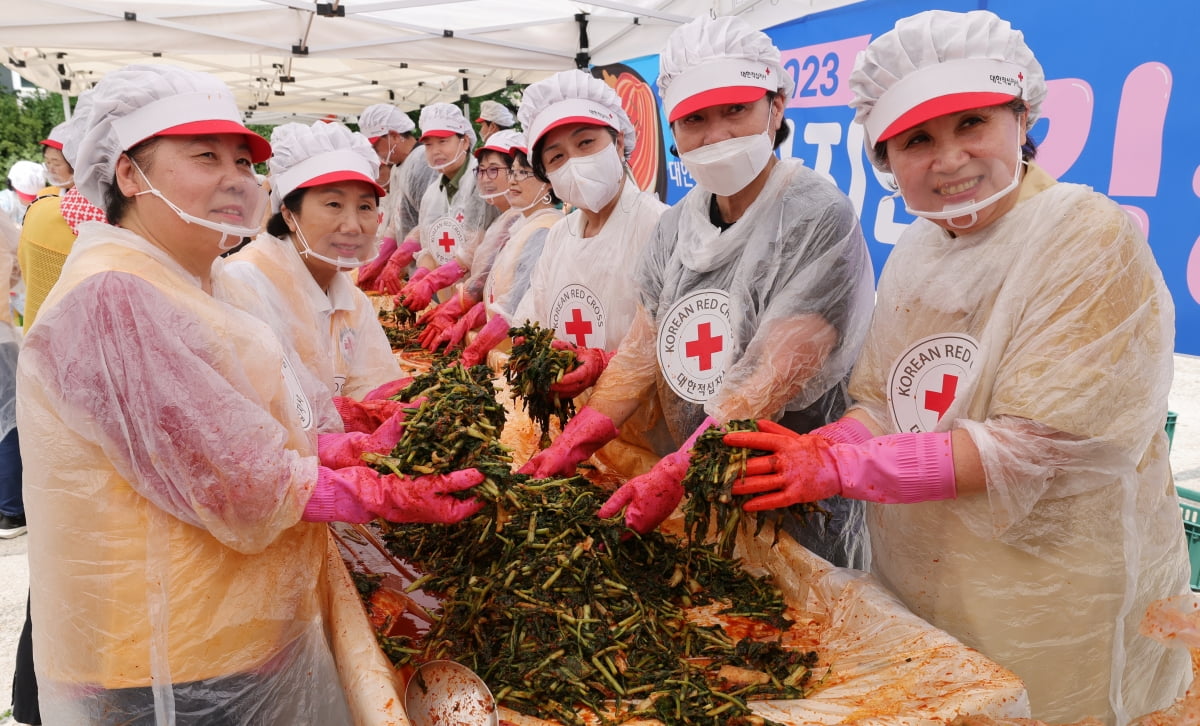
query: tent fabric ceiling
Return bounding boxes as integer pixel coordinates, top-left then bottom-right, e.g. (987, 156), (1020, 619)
(0, 0), (860, 123)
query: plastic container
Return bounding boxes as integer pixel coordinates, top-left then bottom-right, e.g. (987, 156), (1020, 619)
(1179, 498), (1200, 591)
(1166, 410), (1178, 452)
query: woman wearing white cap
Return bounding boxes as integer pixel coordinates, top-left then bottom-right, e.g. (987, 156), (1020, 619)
(15, 64), (483, 725)
(354, 103), (437, 293)
(383, 102), (498, 304)
(723, 10), (1189, 722)
(510, 69), (669, 479)
(522, 17), (874, 569)
(475, 99), (516, 141)
(415, 128), (528, 350)
(399, 128), (521, 317)
(458, 140), (563, 366)
(224, 121), (406, 425)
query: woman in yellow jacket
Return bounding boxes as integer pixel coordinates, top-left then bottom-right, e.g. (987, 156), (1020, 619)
(18, 64), (484, 725)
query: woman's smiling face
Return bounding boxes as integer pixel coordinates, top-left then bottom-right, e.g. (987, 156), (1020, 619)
(884, 103), (1025, 234)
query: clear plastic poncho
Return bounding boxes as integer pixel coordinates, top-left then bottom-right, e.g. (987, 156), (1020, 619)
(595, 158), (876, 567)
(380, 145), (437, 244)
(455, 206), (522, 303)
(17, 223), (353, 725)
(483, 206), (562, 322)
(223, 233), (401, 407)
(847, 163), (1191, 724)
(415, 156), (499, 273)
(512, 178), (666, 350)
(0, 217), (19, 441)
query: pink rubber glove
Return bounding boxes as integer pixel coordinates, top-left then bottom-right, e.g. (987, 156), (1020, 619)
(377, 238), (421, 295)
(333, 396), (410, 434)
(810, 416), (873, 445)
(549, 341), (615, 399)
(302, 465), (484, 524)
(597, 417), (717, 534)
(435, 301), (486, 351)
(417, 296), (469, 350)
(363, 377), (413, 401)
(318, 411), (407, 469)
(518, 406), (619, 478)
(459, 313), (510, 368)
(398, 261), (465, 312)
(724, 419), (956, 511)
(357, 236), (398, 291)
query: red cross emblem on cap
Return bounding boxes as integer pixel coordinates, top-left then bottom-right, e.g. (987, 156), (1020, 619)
(1018, 72), (1024, 81)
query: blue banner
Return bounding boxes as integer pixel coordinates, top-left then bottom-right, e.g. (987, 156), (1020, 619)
(617, 0), (1200, 354)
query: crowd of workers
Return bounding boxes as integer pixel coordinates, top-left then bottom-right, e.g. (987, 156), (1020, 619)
(0, 8), (1190, 726)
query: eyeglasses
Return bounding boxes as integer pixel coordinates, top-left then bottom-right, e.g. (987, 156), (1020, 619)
(474, 166), (509, 179)
(509, 168), (537, 182)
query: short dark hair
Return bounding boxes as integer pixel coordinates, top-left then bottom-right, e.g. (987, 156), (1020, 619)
(531, 126), (619, 181)
(511, 150), (561, 205)
(765, 91), (791, 150)
(104, 138), (160, 224)
(266, 187), (309, 238)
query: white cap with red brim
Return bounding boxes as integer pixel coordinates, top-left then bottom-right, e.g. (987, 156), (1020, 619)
(473, 128), (526, 159)
(418, 103), (476, 146)
(657, 16), (793, 124)
(268, 121), (384, 213)
(518, 70), (635, 160)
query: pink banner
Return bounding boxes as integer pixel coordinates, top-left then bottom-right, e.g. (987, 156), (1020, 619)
(780, 35), (872, 108)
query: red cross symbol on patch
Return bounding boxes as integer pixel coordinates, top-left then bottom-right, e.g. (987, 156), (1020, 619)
(454, 212), (465, 223)
(923, 373), (958, 421)
(437, 231), (456, 253)
(564, 308), (593, 347)
(685, 322), (723, 372)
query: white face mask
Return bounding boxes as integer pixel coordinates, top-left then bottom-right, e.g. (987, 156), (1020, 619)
(131, 162), (267, 251)
(897, 125), (1025, 231)
(678, 109), (776, 197)
(284, 210), (373, 270)
(546, 144), (624, 213)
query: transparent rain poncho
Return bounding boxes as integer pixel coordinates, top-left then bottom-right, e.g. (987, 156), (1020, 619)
(512, 178), (666, 351)
(847, 162), (1191, 724)
(593, 158), (876, 566)
(483, 206), (562, 322)
(381, 146), (437, 244)
(223, 232), (401, 406)
(454, 206), (522, 303)
(0, 222), (19, 443)
(17, 223), (352, 725)
(414, 155), (499, 273)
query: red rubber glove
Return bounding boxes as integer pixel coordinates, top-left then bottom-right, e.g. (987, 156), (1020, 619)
(302, 465), (484, 524)
(549, 341), (614, 399)
(435, 301), (486, 351)
(459, 314), (510, 368)
(518, 406), (619, 478)
(317, 411), (406, 469)
(724, 419), (956, 511)
(398, 261), (465, 312)
(810, 417), (873, 445)
(377, 238), (421, 295)
(415, 297), (467, 349)
(363, 377), (413, 401)
(357, 236), (398, 291)
(333, 396), (410, 434)
(597, 418), (716, 534)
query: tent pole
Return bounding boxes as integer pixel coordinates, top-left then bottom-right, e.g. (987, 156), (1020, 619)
(61, 92), (71, 121)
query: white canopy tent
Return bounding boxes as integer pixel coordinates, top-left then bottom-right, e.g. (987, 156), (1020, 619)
(0, 0), (862, 123)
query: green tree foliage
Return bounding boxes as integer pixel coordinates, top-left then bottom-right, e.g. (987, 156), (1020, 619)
(0, 90), (67, 179)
